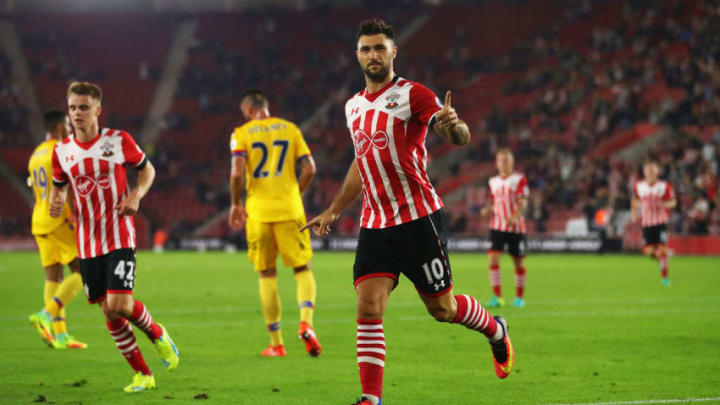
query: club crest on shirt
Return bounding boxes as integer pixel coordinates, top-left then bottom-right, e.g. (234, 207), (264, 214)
(385, 92), (400, 109)
(101, 141), (114, 157)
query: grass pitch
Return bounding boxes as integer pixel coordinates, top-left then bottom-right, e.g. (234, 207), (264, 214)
(1, 251), (719, 404)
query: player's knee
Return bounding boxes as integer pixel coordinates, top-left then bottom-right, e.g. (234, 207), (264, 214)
(426, 299), (456, 323)
(357, 296), (384, 319)
(428, 306), (454, 322)
(105, 297), (131, 316)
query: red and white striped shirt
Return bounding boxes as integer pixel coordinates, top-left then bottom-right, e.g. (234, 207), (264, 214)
(52, 128), (147, 259)
(345, 77), (444, 229)
(489, 173), (529, 234)
(634, 180), (674, 227)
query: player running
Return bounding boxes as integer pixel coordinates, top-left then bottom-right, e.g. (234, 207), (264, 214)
(50, 82), (179, 392)
(631, 160), (676, 286)
(303, 19), (514, 405)
(28, 110), (87, 350)
(228, 90), (321, 357)
(481, 148), (529, 308)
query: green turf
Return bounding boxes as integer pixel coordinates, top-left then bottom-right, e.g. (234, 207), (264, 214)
(1, 251), (719, 404)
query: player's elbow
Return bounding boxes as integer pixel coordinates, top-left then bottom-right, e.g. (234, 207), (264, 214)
(301, 156), (316, 177)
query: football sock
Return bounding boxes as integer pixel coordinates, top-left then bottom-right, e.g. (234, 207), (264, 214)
(53, 310), (67, 336)
(514, 267), (526, 298)
(657, 252), (668, 279)
(489, 264), (502, 297)
(259, 276), (283, 346)
(357, 319), (385, 403)
(107, 318), (151, 376)
(453, 294), (502, 341)
(42, 280), (60, 315)
(45, 272), (82, 317)
(294, 269), (316, 327)
(126, 300), (163, 342)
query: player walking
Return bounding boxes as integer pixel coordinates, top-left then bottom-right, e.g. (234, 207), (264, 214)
(481, 148), (529, 307)
(228, 90), (321, 357)
(631, 160), (676, 286)
(50, 82), (179, 392)
(303, 19), (514, 405)
(28, 110), (87, 349)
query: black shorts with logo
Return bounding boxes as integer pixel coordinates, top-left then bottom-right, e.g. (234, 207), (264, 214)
(489, 230), (528, 257)
(642, 224), (668, 246)
(353, 209), (453, 297)
(79, 248), (136, 304)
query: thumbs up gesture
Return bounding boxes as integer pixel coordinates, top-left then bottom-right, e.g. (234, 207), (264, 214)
(434, 91), (459, 131)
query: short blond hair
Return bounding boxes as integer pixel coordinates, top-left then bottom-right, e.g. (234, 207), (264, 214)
(67, 81), (102, 102)
(496, 147), (513, 157)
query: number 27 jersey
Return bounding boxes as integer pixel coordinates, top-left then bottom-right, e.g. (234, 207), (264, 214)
(229, 117), (311, 222)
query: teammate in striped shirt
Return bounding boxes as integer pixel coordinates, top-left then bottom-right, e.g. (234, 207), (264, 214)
(50, 82), (179, 393)
(28, 110), (87, 350)
(302, 19), (514, 405)
(631, 160), (676, 286)
(481, 148), (529, 308)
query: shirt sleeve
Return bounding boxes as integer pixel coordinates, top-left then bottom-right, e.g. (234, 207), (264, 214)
(294, 125), (311, 162)
(51, 146), (69, 187)
(516, 176), (530, 197)
(633, 182), (640, 198)
(410, 83), (443, 127)
(663, 184), (675, 200)
(230, 128), (246, 157)
(120, 131), (146, 168)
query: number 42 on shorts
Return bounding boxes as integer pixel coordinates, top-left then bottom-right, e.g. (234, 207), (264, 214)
(114, 260), (136, 289)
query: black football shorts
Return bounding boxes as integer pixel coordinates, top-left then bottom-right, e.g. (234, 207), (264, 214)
(353, 209), (453, 297)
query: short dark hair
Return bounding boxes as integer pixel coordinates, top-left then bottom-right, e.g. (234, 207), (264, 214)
(643, 158), (660, 167)
(67, 81), (102, 102)
(356, 18), (395, 42)
(43, 110), (66, 132)
(241, 89), (268, 109)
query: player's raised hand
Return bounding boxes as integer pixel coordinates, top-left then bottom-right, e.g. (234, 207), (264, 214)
(116, 192), (140, 216)
(300, 209), (339, 237)
(434, 91), (459, 131)
(228, 203), (247, 230)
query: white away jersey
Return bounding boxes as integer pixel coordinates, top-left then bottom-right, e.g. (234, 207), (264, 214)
(52, 128), (146, 259)
(345, 76), (444, 229)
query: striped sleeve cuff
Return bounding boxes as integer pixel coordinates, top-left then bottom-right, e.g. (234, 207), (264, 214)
(232, 151), (247, 157)
(296, 154), (310, 163)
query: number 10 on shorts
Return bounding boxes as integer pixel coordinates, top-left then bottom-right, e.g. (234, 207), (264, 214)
(114, 260), (135, 288)
(422, 258), (447, 291)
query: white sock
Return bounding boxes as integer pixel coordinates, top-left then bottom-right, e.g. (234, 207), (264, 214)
(363, 394), (380, 405)
(491, 322), (505, 342)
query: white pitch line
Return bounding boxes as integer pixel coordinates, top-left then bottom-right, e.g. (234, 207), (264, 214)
(2, 303), (720, 324)
(542, 397), (720, 405)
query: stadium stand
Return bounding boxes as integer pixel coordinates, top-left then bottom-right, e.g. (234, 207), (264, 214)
(1, 0), (718, 246)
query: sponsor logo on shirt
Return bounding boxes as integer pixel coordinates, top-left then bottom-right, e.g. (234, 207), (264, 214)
(75, 174), (112, 197)
(353, 129), (388, 157)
